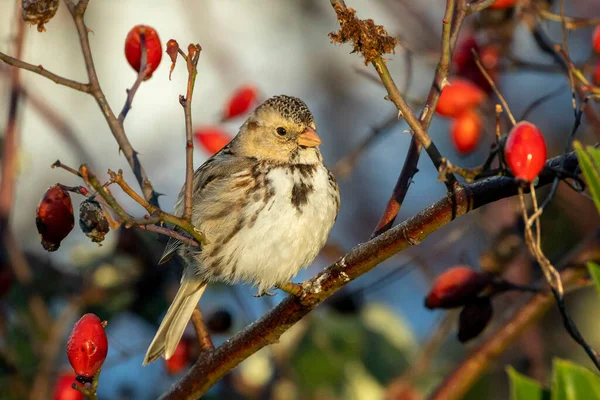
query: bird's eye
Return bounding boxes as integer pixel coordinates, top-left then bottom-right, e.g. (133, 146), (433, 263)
(276, 127), (287, 136)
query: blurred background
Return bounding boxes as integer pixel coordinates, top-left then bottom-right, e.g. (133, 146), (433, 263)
(1, 0), (600, 399)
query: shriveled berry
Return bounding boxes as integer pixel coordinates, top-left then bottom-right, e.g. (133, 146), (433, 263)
(436, 78), (486, 118)
(489, 0), (516, 9)
(194, 127), (232, 155)
(457, 297), (493, 343)
(125, 25), (163, 79)
(451, 109), (482, 155)
(36, 185), (74, 252)
(223, 86), (259, 121)
(79, 199), (110, 244)
(504, 121), (547, 182)
(206, 309), (233, 333)
(593, 26), (600, 54)
(66, 314), (108, 380)
(53, 372), (84, 400)
(164, 337), (191, 375)
(425, 266), (490, 309)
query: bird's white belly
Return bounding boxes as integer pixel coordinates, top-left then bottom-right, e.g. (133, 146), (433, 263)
(219, 166), (337, 293)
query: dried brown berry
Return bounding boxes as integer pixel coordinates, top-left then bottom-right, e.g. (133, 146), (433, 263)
(79, 199), (110, 244)
(22, 0), (59, 32)
(36, 185), (74, 252)
(425, 266), (490, 309)
(457, 297), (493, 343)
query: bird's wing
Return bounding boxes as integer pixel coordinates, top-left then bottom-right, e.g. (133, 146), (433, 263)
(158, 144), (251, 264)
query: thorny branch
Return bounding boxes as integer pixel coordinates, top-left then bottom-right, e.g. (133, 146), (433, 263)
(0, 0), (160, 206)
(159, 151), (581, 399)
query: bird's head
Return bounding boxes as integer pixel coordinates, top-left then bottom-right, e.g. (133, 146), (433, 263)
(233, 95), (322, 164)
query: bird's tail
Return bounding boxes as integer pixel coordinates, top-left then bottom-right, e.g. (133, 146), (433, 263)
(143, 280), (207, 365)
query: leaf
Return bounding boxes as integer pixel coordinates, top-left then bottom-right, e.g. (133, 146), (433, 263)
(573, 141), (600, 214)
(507, 367), (550, 400)
(588, 262), (600, 301)
(552, 358), (600, 400)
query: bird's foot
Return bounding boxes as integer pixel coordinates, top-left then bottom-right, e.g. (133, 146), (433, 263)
(276, 282), (304, 297)
(253, 290), (276, 298)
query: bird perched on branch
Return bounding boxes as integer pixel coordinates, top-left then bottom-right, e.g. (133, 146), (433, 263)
(144, 95), (340, 365)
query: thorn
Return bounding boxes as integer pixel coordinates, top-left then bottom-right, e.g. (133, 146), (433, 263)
(421, 105), (430, 121)
(441, 77), (451, 90)
(397, 109), (404, 119)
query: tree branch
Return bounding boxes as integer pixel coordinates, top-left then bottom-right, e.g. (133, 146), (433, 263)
(371, 0), (465, 237)
(65, 0), (160, 206)
(0, 52), (91, 93)
(160, 152), (579, 399)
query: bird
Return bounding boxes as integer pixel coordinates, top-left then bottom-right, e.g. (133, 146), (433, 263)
(143, 95), (340, 365)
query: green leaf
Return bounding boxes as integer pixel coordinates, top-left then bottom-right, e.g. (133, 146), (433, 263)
(573, 141), (600, 214)
(507, 366), (550, 400)
(588, 262), (600, 301)
(552, 358), (600, 400)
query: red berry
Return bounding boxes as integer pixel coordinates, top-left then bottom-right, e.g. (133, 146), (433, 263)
(36, 185), (74, 252)
(193, 127), (232, 155)
(125, 25), (162, 79)
(223, 86), (259, 120)
(66, 314), (108, 380)
(451, 110), (482, 155)
(593, 26), (600, 54)
(593, 60), (600, 86)
(53, 372), (84, 400)
(425, 266), (490, 309)
(457, 298), (493, 343)
(436, 78), (486, 118)
(489, 0), (516, 9)
(504, 121), (547, 182)
(164, 337), (191, 375)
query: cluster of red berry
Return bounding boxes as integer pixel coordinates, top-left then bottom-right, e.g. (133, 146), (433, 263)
(435, 28), (547, 182)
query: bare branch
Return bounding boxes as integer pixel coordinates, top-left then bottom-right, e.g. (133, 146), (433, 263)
(0, 51), (91, 93)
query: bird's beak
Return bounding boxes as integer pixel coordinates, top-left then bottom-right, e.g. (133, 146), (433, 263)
(297, 127), (322, 147)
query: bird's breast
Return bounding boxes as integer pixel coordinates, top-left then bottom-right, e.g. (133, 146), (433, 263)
(197, 163), (338, 293)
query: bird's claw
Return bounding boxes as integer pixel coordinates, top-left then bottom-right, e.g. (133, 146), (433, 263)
(253, 290), (276, 298)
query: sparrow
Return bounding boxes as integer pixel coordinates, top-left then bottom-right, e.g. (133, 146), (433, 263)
(143, 95), (340, 365)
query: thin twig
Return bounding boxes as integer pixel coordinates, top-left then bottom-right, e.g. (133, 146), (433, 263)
(118, 31), (149, 124)
(106, 169), (206, 245)
(180, 44), (202, 221)
(191, 306), (214, 352)
(537, 9), (600, 29)
(0, 51), (91, 93)
(471, 49), (516, 126)
(518, 186), (600, 370)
